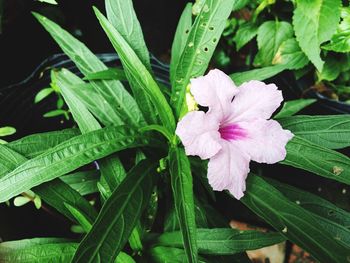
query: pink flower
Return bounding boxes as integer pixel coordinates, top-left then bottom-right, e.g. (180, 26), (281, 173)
(176, 69), (294, 199)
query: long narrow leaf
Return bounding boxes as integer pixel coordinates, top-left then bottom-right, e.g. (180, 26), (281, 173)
(72, 160), (155, 263)
(169, 147), (198, 262)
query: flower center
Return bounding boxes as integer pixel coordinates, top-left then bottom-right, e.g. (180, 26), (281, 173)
(219, 123), (247, 141)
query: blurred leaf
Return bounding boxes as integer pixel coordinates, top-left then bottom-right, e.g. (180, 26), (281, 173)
(105, 0), (156, 124)
(318, 55), (342, 81)
(72, 160), (155, 263)
(241, 175), (349, 263)
(169, 147), (198, 262)
(254, 21), (293, 66)
(60, 171), (99, 196)
(171, 0), (234, 117)
(6, 128), (80, 158)
(43, 109), (67, 118)
(171, 3), (193, 86)
(282, 136), (350, 185)
(272, 38), (309, 70)
(0, 125), (146, 203)
(33, 12), (145, 128)
(279, 115), (350, 149)
(232, 0), (250, 11)
(38, 0), (58, 4)
(83, 67), (126, 81)
(293, 0), (341, 71)
(0, 126), (16, 137)
(266, 177), (350, 247)
(233, 21), (258, 51)
(274, 99), (316, 118)
(94, 7), (175, 133)
(323, 7), (350, 53)
(155, 228), (285, 255)
(34, 87), (54, 103)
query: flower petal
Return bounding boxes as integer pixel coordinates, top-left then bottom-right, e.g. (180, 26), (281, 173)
(190, 69), (238, 118)
(207, 140), (250, 199)
(228, 80), (283, 122)
(236, 119), (294, 164)
(176, 111), (221, 159)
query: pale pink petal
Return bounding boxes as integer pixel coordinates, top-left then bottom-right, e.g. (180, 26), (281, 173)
(176, 111), (221, 159)
(190, 69), (239, 119)
(228, 81), (283, 123)
(207, 140), (250, 199)
(235, 119), (294, 164)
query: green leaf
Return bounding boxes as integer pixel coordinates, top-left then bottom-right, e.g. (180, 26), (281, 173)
(230, 65), (286, 86)
(34, 87), (54, 103)
(72, 160), (155, 263)
(60, 171), (99, 196)
(149, 246), (207, 263)
(83, 67), (127, 81)
(5, 128), (80, 158)
(0, 238), (77, 262)
(56, 69), (101, 133)
(293, 0), (341, 71)
(105, 0), (151, 71)
(0, 238), (135, 263)
(254, 21), (293, 66)
(155, 228), (285, 255)
(282, 136), (350, 185)
(65, 203), (93, 232)
(171, 0), (234, 117)
(105, 0), (156, 125)
(38, 0), (58, 4)
(0, 125), (145, 203)
(170, 3), (193, 86)
(43, 109), (67, 118)
(318, 55), (342, 81)
(274, 99), (316, 118)
(272, 38), (309, 70)
(323, 7), (350, 53)
(0, 126), (16, 137)
(266, 177), (350, 246)
(233, 21), (258, 51)
(169, 147), (198, 263)
(232, 0), (250, 11)
(241, 175), (349, 263)
(279, 115), (350, 149)
(33, 12), (145, 128)
(94, 7), (176, 133)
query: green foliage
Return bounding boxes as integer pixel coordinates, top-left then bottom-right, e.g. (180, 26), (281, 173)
(233, 21), (258, 51)
(72, 160), (155, 262)
(274, 99), (316, 119)
(169, 147), (198, 262)
(293, 0), (341, 72)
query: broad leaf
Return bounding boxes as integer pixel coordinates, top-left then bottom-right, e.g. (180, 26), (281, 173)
(0, 125), (145, 203)
(83, 67), (127, 81)
(274, 99), (316, 118)
(254, 21), (293, 66)
(233, 21), (258, 51)
(171, 0), (234, 117)
(169, 147), (198, 263)
(241, 175), (349, 263)
(72, 160), (155, 263)
(94, 7), (176, 132)
(60, 171), (99, 196)
(170, 3), (193, 86)
(293, 0), (341, 71)
(155, 228), (285, 255)
(279, 115), (350, 149)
